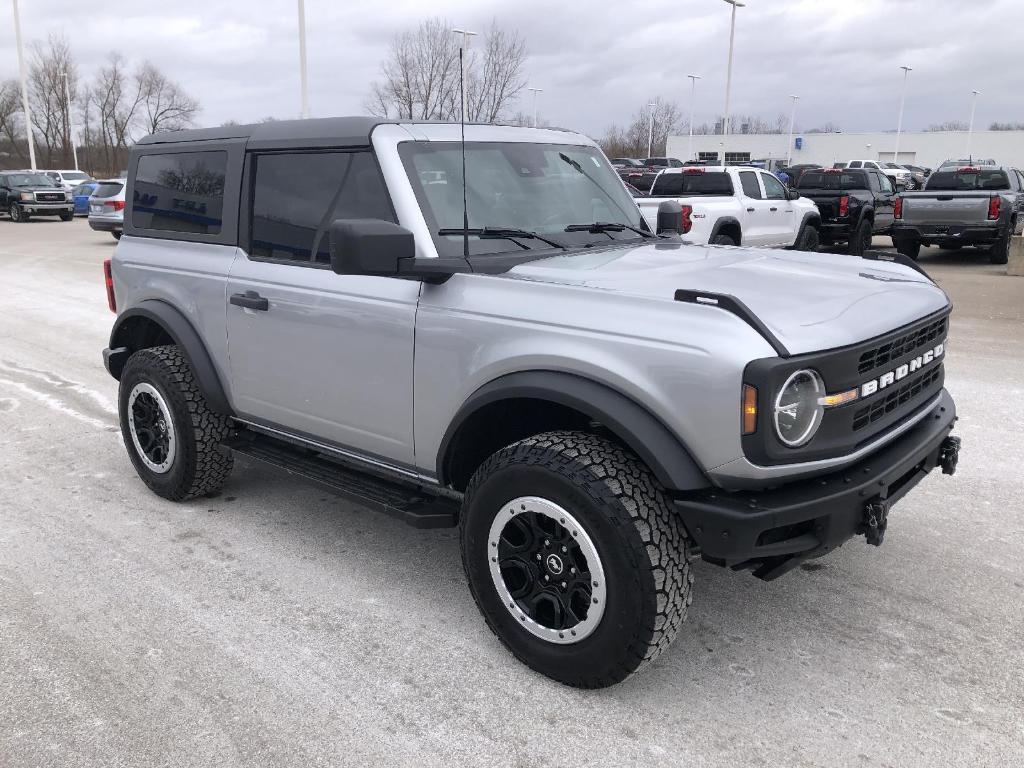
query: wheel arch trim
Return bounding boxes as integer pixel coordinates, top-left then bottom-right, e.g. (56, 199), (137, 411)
(437, 370), (710, 492)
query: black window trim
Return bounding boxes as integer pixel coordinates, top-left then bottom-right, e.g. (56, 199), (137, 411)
(241, 147), (398, 270)
(739, 170), (762, 199)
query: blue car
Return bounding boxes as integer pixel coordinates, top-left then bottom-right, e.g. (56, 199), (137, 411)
(72, 181), (98, 216)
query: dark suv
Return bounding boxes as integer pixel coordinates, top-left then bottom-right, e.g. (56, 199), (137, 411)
(796, 168), (899, 254)
(0, 171), (74, 222)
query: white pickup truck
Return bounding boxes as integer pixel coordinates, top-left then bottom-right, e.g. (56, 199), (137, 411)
(636, 166), (821, 249)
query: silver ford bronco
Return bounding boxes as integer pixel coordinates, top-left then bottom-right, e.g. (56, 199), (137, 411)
(102, 117), (961, 688)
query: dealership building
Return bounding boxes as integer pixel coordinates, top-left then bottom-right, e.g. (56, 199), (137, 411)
(665, 129), (1024, 170)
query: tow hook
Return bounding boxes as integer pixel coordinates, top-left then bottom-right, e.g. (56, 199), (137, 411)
(862, 500), (890, 547)
(939, 436), (962, 476)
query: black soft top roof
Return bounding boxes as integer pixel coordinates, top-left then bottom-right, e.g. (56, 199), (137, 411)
(136, 116), (392, 149)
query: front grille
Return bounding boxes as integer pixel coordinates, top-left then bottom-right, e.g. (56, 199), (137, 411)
(858, 317), (946, 375)
(851, 366), (943, 432)
(36, 193), (64, 202)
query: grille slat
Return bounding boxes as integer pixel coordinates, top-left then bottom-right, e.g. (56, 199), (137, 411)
(857, 318), (946, 375)
(851, 367), (942, 432)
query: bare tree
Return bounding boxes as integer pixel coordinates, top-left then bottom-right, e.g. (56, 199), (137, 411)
(27, 34), (79, 166)
(0, 79), (29, 166)
(367, 17), (527, 123)
(805, 122), (842, 134)
(924, 120), (968, 132)
(989, 121), (1024, 131)
(599, 98), (683, 158)
(137, 62), (199, 135)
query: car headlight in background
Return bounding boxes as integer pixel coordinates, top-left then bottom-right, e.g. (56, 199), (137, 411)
(774, 369), (825, 447)
(20, 192), (33, 201)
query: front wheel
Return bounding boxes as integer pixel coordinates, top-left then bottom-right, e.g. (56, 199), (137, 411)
(60, 211), (74, 221)
(119, 345), (233, 501)
(794, 224), (820, 251)
(9, 203), (27, 222)
(461, 431), (693, 688)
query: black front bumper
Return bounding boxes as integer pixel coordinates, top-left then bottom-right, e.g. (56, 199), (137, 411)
(675, 389), (959, 580)
(891, 222), (1001, 245)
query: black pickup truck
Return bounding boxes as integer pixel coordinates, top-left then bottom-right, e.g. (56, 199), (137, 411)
(795, 168), (898, 255)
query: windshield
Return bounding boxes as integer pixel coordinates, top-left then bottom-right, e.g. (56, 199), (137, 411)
(61, 172), (89, 182)
(400, 142), (645, 257)
(4, 173), (57, 187)
(925, 169), (1009, 191)
(650, 171), (733, 196)
(797, 171), (865, 190)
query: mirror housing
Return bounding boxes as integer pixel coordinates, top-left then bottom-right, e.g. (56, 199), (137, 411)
(329, 218), (470, 284)
(656, 200), (684, 234)
(895, 182), (907, 192)
(787, 188), (801, 200)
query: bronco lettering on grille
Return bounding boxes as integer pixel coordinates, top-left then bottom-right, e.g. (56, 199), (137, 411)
(860, 343), (944, 398)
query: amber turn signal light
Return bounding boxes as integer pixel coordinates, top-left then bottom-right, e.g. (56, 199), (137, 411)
(742, 384), (758, 435)
(819, 389), (859, 408)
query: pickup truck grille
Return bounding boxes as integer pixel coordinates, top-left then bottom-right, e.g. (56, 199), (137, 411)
(857, 316), (946, 375)
(852, 366), (943, 432)
(36, 192), (65, 202)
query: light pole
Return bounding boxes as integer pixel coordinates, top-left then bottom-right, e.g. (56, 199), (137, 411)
(893, 65), (912, 162)
(966, 89), (980, 159)
(452, 28), (477, 122)
(11, 0), (37, 170)
(60, 71), (79, 171)
(785, 94), (799, 166)
(297, 0), (309, 118)
(647, 101), (657, 158)
(527, 87), (543, 128)
(721, 0), (744, 159)
(686, 74), (701, 161)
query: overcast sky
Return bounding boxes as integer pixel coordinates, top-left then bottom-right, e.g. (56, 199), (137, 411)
(3, 0), (1021, 139)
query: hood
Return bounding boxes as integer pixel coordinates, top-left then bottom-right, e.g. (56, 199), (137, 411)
(505, 242), (950, 355)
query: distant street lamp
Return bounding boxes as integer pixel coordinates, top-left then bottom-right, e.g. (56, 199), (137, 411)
(527, 87), (543, 128)
(297, 0), (309, 118)
(893, 65), (912, 162)
(11, 0), (37, 170)
(721, 0), (745, 156)
(452, 28), (478, 122)
(647, 101), (657, 158)
(785, 94), (799, 166)
(686, 74), (701, 161)
(60, 71), (79, 171)
(966, 89), (981, 159)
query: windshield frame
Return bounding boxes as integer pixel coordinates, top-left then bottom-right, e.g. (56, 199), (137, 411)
(398, 140), (647, 259)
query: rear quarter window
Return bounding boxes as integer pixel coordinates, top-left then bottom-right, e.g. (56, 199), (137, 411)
(797, 171), (864, 190)
(132, 151), (227, 235)
(93, 182), (124, 198)
(650, 172), (734, 196)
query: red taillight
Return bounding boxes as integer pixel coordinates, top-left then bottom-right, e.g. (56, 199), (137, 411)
(680, 204), (693, 233)
(838, 195), (849, 217)
(683, 167), (705, 174)
(103, 259), (116, 313)
(955, 166), (978, 174)
(893, 196), (903, 219)
(824, 168), (842, 174)
(988, 195), (1000, 220)
(105, 200), (125, 211)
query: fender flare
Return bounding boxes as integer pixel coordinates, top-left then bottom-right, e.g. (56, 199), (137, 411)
(437, 371), (709, 491)
(709, 216), (742, 244)
(855, 205), (875, 233)
(792, 211), (822, 247)
(106, 300), (231, 414)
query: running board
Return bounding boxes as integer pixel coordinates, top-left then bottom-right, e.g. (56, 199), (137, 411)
(225, 431), (459, 529)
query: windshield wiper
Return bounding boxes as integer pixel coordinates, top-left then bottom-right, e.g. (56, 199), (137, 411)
(438, 227), (567, 250)
(565, 221), (654, 238)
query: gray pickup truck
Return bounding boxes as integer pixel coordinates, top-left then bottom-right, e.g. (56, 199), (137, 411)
(101, 117), (961, 687)
(891, 165), (1024, 263)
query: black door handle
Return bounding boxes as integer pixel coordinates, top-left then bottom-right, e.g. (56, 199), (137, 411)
(230, 291), (269, 311)
(746, 207), (755, 212)
(770, 207), (778, 212)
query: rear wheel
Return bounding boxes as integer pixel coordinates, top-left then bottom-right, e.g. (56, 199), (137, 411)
(112, 231), (122, 241)
(847, 220), (872, 256)
(711, 233), (736, 246)
(989, 227), (1010, 265)
(794, 224), (820, 251)
(896, 239), (922, 261)
(461, 431), (692, 688)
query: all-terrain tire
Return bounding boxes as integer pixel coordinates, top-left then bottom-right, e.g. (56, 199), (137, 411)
(460, 430), (693, 688)
(118, 345), (233, 501)
(711, 233), (736, 246)
(10, 203), (27, 222)
(794, 224), (820, 251)
(848, 219), (872, 256)
(896, 239), (922, 261)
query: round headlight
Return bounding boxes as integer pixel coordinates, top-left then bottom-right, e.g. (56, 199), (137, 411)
(774, 369), (825, 447)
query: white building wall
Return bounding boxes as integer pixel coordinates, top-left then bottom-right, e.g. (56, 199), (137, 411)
(665, 130), (1024, 169)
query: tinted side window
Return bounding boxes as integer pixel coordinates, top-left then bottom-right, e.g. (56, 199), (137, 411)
(760, 173), (786, 200)
(867, 172), (881, 192)
(849, 161), (862, 168)
(739, 171), (762, 198)
(133, 151), (227, 234)
(878, 174), (895, 194)
(250, 152), (394, 265)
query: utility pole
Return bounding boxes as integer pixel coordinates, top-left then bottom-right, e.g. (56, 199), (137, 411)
(527, 87), (543, 128)
(894, 65), (912, 162)
(647, 102), (657, 158)
(297, 0), (310, 118)
(966, 89), (980, 159)
(12, 0), (37, 170)
(686, 74), (701, 161)
(61, 71), (79, 171)
(452, 28), (477, 122)
(721, 0), (744, 160)
(785, 94), (799, 166)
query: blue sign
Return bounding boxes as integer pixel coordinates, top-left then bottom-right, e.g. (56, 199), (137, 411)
(795, 137), (803, 150)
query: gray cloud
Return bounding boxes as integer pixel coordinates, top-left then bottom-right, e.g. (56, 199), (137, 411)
(2, 0), (1020, 139)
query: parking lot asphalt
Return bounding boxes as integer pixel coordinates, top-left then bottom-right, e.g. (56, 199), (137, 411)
(1, 219), (1022, 768)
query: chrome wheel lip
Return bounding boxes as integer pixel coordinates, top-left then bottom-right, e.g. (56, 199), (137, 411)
(127, 382), (176, 473)
(487, 496), (607, 645)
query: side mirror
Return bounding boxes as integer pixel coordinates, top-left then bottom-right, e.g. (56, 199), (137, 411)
(329, 218), (414, 277)
(895, 182), (907, 192)
(787, 188), (801, 200)
(656, 200), (684, 234)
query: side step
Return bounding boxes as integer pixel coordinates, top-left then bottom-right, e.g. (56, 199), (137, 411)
(225, 431), (459, 529)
